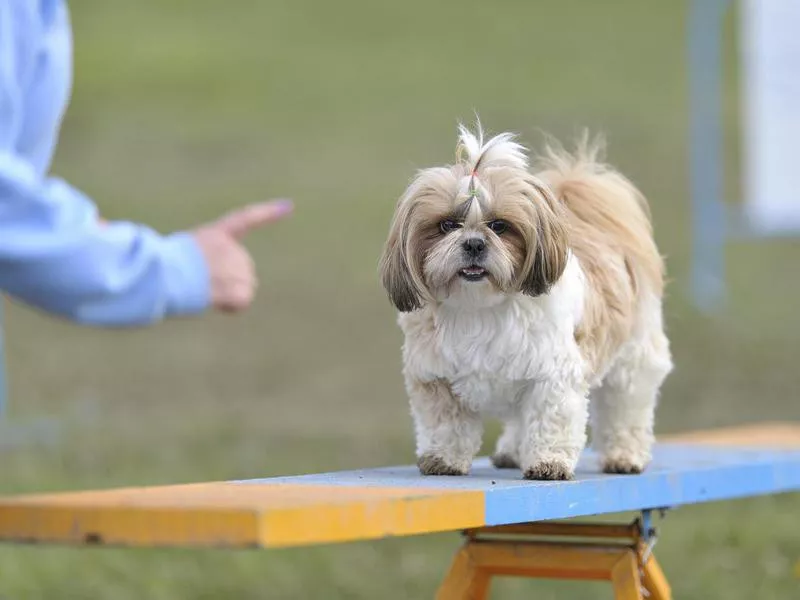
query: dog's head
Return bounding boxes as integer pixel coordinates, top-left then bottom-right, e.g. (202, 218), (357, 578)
(379, 123), (569, 311)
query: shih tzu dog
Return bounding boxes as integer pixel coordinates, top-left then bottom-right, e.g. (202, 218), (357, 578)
(379, 122), (672, 480)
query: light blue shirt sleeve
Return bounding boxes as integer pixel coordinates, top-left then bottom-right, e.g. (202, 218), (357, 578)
(0, 0), (211, 326)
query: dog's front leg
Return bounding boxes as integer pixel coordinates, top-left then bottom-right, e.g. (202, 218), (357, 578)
(518, 378), (589, 481)
(407, 377), (482, 476)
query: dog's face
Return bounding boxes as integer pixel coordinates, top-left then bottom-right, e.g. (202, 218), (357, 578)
(380, 127), (569, 311)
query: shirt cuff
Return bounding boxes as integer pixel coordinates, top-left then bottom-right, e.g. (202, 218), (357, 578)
(161, 232), (211, 317)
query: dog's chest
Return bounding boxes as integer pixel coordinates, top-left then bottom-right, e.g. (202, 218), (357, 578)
(401, 301), (567, 410)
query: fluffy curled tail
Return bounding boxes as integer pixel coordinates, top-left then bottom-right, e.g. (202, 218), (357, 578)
(533, 132), (665, 295)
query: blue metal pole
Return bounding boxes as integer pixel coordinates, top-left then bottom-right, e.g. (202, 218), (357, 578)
(688, 0), (732, 313)
(0, 299), (6, 418)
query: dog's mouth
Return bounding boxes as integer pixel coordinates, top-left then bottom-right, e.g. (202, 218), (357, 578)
(459, 266), (488, 281)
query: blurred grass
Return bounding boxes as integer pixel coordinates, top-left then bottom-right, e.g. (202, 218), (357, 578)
(1, 0), (799, 598)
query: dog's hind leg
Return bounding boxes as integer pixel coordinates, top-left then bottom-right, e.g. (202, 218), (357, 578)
(590, 326), (672, 475)
(491, 417), (522, 469)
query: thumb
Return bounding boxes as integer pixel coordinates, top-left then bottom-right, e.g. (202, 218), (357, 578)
(215, 199), (294, 239)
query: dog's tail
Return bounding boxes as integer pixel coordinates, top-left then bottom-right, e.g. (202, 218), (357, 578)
(534, 131), (665, 296)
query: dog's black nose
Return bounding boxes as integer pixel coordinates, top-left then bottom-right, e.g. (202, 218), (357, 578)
(462, 237), (486, 257)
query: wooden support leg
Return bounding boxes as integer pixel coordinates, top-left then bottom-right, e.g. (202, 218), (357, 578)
(436, 544), (491, 600)
(611, 552), (644, 600)
(641, 554), (672, 600)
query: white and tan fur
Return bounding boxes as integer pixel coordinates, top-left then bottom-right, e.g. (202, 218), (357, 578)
(379, 122), (672, 480)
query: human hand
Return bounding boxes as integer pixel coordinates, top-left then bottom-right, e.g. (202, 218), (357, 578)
(191, 199), (293, 312)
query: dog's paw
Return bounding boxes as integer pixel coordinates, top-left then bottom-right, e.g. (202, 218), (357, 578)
(523, 461), (574, 481)
(491, 453), (520, 469)
(602, 458), (646, 475)
(417, 453), (469, 476)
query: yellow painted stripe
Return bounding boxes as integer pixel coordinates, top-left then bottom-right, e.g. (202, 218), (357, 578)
(0, 483), (485, 549)
(0, 505), (260, 547)
(258, 488), (484, 548)
(659, 422), (800, 448)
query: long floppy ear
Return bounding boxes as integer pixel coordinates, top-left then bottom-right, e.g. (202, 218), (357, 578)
(519, 178), (569, 297)
(379, 201), (424, 312)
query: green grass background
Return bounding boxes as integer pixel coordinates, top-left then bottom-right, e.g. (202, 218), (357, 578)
(1, 1), (799, 598)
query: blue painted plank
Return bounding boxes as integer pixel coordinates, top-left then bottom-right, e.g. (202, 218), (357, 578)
(234, 443), (800, 524)
(482, 450), (800, 525)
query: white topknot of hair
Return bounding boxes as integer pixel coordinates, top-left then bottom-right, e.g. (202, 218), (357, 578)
(455, 120), (529, 173)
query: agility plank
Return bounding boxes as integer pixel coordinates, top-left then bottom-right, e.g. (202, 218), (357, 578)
(0, 422), (797, 549)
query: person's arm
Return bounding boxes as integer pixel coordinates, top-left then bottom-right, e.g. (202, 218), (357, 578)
(0, 153), (211, 326)
(0, 3), (210, 326)
(0, 2), (293, 326)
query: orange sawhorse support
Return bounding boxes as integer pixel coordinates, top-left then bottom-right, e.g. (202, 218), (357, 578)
(437, 514), (671, 600)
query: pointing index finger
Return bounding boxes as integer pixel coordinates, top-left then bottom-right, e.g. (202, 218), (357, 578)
(216, 199), (294, 239)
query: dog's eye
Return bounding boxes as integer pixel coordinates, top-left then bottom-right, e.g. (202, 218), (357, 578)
(439, 220), (461, 234)
(488, 220), (509, 235)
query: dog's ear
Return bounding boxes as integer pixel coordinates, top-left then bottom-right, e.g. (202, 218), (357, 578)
(379, 202), (424, 312)
(519, 179), (569, 297)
